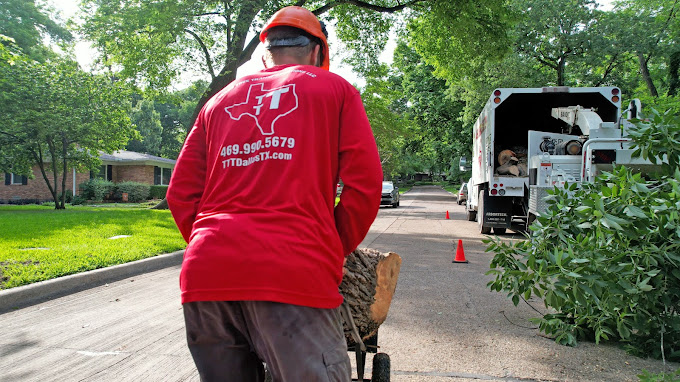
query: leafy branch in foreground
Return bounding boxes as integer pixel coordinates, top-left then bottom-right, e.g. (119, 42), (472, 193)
(486, 110), (680, 361)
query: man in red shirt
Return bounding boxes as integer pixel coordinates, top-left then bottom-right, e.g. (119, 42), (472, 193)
(167, 6), (383, 381)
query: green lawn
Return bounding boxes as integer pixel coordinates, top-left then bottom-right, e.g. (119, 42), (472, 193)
(442, 185), (457, 194)
(0, 204), (186, 289)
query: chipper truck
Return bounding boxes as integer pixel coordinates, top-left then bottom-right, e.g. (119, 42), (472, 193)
(464, 86), (656, 234)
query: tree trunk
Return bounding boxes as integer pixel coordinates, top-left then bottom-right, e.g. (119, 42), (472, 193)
(638, 52), (659, 97)
(190, 67), (238, 126)
(60, 137), (68, 209)
(557, 56), (566, 86)
(340, 248), (402, 343)
(150, 198), (169, 210)
(668, 50), (680, 97)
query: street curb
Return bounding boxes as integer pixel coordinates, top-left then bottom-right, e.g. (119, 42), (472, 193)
(0, 250), (184, 314)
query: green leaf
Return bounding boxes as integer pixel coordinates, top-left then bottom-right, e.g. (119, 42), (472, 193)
(602, 214), (625, 230)
(553, 288), (568, 301)
(624, 205), (648, 219)
(575, 206), (592, 215)
(617, 320), (631, 339)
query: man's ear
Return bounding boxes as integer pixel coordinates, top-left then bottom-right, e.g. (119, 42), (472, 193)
(310, 44), (321, 67)
(261, 54), (268, 69)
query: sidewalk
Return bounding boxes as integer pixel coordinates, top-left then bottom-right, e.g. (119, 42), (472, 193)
(0, 262), (197, 381)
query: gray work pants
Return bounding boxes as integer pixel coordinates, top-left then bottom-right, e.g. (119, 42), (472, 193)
(183, 300), (351, 382)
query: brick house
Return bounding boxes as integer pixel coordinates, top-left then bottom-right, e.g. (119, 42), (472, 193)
(1, 151), (176, 203)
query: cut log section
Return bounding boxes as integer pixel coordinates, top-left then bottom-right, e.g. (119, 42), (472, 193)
(496, 147), (528, 177)
(340, 248), (402, 342)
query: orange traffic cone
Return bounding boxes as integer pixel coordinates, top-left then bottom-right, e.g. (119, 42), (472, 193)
(446, 210), (450, 219)
(453, 239), (468, 263)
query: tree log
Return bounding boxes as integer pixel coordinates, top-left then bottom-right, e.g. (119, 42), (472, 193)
(339, 248), (402, 343)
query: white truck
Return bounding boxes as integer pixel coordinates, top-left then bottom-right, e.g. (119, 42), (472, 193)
(464, 86), (655, 234)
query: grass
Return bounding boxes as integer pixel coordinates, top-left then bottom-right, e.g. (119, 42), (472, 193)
(442, 184), (458, 194)
(0, 204), (186, 289)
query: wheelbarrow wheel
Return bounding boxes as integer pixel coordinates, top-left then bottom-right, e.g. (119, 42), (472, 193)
(371, 352), (390, 382)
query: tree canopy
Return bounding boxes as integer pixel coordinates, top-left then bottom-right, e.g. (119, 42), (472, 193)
(4, 0), (679, 190)
(79, 0), (508, 123)
(0, 57), (134, 209)
(0, 0), (72, 61)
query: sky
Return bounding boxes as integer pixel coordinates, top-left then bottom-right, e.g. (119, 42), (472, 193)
(49, 0), (614, 89)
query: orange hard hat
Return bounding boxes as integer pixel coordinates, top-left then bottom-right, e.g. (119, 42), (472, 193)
(260, 6), (330, 70)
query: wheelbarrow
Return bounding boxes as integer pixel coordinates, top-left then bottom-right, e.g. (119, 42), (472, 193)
(264, 249), (400, 382)
(340, 301), (391, 382)
(339, 248), (401, 382)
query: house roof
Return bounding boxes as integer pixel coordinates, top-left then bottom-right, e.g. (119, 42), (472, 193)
(100, 151), (176, 166)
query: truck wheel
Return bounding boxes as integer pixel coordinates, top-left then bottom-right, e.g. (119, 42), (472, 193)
(478, 190), (491, 234)
(466, 205), (476, 221)
(493, 227), (506, 235)
(372, 352), (391, 382)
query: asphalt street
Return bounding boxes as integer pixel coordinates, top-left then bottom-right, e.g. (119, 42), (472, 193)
(0, 185), (677, 381)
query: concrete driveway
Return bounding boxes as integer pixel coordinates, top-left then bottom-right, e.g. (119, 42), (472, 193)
(0, 185), (676, 381)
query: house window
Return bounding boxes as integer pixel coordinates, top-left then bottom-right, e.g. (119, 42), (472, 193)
(11, 173), (23, 185)
(154, 166), (172, 185)
(4, 173), (27, 185)
(91, 165), (113, 181)
(97, 165), (107, 179)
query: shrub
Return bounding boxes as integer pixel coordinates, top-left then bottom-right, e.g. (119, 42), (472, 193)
(57, 190), (73, 204)
(114, 181), (150, 203)
(80, 179), (115, 202)
(8, 198), (41, 205)
(638, 368), (680, 382)
(149, 185), (168, 200)
(486, 109), (680, 361)
(71, 195), (86, 205)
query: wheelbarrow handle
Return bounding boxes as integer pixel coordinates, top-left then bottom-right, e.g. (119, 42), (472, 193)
(340, 301), (366, 352)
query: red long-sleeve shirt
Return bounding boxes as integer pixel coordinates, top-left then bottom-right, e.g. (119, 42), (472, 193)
(167, 64), (382, 308)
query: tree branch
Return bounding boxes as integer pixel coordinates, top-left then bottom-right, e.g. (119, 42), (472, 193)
(517, 45), (558, 70)
(36, 141), (57, 201)
(239, 35), (261, 63)
(0, 130), (23, 142)
(313, 0), (426, 16)
(230, 0), (264, 53)
(646, 0), (678, 66)
(595, 53), (619, 86)
(535, 55), (558, 70)
(184, 28), (216, 79)
(60, 135), (68, 208)
(193, 12), (222, 17)
(223, 0), (231, 46)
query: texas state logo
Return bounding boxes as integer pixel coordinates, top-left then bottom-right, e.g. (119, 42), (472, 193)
(224, 83), (298, 136)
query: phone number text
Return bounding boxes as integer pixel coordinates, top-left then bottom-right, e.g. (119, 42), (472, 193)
(221, 136), (295, 157)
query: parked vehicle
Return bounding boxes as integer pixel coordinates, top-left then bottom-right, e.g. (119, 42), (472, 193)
(457, 181), (468, 205)
(464, 86), (656, 235)
(381, 181), (400, 208)
(336, 182), (344, 196)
